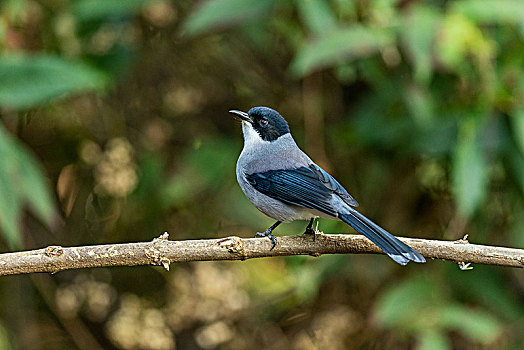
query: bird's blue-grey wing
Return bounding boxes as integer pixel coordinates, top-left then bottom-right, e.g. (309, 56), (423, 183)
(308, 164), (358, 207)
(245, 167), (342, 217)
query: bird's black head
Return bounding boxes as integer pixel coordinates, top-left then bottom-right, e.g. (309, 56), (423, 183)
(230, 106), (290, 142)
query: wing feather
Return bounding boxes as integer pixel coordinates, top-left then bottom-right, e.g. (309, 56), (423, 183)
(246, 166), (346, 217)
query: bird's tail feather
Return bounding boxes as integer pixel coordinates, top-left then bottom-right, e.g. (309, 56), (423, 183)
(339, 209), (425, 265)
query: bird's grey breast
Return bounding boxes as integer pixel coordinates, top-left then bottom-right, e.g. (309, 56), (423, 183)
(236, 134), (316, 222)
(237, 133), (311, 174)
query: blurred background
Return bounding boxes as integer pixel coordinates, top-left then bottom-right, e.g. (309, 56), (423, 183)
(0, 0), (523, 349)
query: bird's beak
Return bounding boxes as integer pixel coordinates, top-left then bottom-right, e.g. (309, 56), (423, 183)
(229, 110), (251, 122)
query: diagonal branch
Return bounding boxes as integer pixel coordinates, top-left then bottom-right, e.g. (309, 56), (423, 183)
(0, 232), (522, 276)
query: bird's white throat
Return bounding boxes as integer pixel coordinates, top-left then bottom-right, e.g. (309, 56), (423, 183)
(241, 121), (270, 148)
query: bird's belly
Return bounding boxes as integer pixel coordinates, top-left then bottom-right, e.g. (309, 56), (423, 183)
(253, 196), (316, 222)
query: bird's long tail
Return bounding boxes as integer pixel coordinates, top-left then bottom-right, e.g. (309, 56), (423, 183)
(339, 209), (425, 265)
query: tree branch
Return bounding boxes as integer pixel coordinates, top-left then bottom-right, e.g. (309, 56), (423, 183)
(0, 232), (522, 276)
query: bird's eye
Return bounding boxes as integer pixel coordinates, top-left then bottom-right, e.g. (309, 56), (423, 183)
(259, 119), (268, 127)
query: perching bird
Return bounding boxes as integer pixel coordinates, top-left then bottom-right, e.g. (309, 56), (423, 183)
(230, 106), (425, 265)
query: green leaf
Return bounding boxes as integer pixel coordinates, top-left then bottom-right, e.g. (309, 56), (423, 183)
(295, 0), (337, 35)
(417, 329), (450, 350)
(436, 14), (490, 71)
(14, 146), (54, 226)
(452, 119), (488, 217)
(452, 0), (524, 25)
(401, 5), (441, 84)
(181, 0), (273, 37)
(0, 54), (108, 110)
(374, 276), (439, 329)
(0, 154), (22, 248)
(73, 0), (152, 22)
(291, 26), (392, 77)
(438, 305), (502, 344)
(0, 124), (55, 248)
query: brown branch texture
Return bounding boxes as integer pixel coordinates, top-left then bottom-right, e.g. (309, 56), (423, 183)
(0, 232), (522, 276)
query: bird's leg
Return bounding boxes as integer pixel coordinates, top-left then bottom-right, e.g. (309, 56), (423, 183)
(303, 218), (315, 235)
(303, 218), (316, 241)
(255, 221), (281, 250)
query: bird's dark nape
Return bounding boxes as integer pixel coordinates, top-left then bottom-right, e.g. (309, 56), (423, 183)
(247, 107), (290, 141)
(339, 209), (425, 265)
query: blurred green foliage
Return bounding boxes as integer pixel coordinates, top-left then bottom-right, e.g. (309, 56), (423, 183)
(0, 54), (108, 109)
(0, 123), (54, 248)
(374, 275), (502, 348)
(0, 0), (522, 349)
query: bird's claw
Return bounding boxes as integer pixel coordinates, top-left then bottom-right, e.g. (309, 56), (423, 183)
(303, 227), (316, 242)
(255, 231), (277, 250)
(303, 227), (315, 235)
(302, 218), (317, 241)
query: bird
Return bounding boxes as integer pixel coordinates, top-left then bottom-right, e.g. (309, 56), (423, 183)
(230, 106), (426, 265)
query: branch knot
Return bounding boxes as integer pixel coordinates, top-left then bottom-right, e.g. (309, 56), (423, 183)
(146, 232), (172, 270)
(218, 236), (246, 260)
(44, 246), (64, 258)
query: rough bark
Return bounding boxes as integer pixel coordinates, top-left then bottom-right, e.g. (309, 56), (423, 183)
(0, 232), (522, 276)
